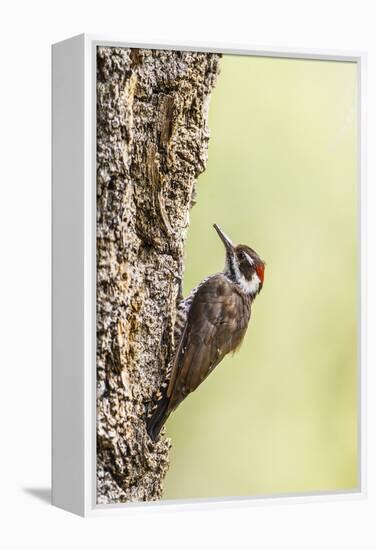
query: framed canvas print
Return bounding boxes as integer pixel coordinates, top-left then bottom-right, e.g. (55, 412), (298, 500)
(52, 34), (366, 516)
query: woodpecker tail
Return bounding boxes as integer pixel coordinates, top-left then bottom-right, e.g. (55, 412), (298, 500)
(147, 395), (170, 442)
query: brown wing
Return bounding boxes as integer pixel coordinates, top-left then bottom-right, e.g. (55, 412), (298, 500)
(166, 274), (251, 414)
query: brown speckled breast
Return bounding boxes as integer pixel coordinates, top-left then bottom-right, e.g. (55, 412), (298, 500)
(167, 273), (252, 413)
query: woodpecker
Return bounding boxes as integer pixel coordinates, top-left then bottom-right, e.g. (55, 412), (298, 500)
(147, 224), (265, 442)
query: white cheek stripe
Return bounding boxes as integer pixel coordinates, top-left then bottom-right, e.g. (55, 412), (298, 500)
(244, 252), (255, 266)
(239, 271), (260, 295)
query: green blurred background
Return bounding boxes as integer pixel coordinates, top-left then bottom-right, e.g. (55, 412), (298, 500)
(163, 55), (358, 500)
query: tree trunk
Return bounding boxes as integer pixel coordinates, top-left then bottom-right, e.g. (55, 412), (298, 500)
(96, 46), (220, 504)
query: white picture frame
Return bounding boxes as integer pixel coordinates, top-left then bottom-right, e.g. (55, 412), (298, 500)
(52, 33), (367, 517)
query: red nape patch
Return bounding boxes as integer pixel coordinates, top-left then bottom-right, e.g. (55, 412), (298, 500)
(256, 264), (265, 283)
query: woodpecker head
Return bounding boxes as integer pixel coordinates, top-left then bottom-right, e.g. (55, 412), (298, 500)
(214, 224), (265, 296)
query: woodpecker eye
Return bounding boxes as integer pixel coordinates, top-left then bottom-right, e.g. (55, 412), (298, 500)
(239, 250), (254, 267)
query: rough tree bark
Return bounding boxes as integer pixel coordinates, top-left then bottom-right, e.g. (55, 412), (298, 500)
(96, 47), (220, 504)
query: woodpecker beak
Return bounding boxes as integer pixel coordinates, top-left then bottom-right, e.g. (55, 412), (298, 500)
(213, 224), (234, 254)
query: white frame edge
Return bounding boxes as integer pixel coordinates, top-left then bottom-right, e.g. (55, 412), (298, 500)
(51, 33), (367, 517)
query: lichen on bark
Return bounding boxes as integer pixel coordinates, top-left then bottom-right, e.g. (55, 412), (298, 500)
(96, 46), (220, 504)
